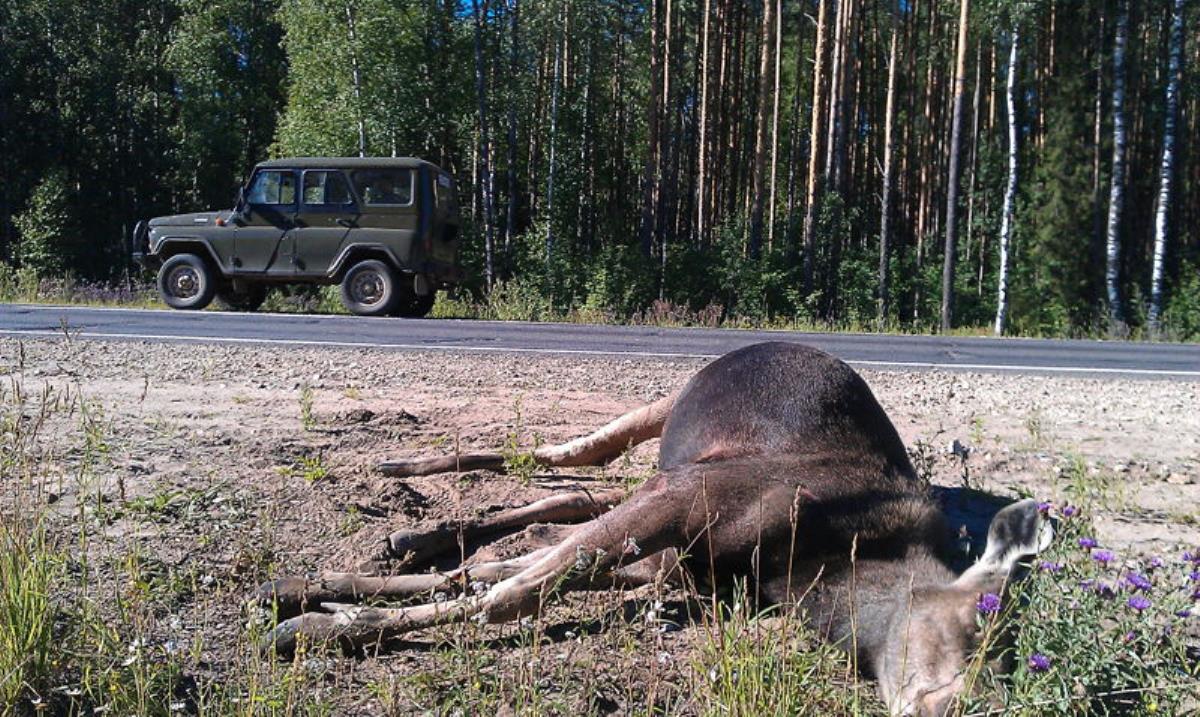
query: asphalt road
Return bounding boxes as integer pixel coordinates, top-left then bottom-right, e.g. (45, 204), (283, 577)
(1, 303), (1198, 379)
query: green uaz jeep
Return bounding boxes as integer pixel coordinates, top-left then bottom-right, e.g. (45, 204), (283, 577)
(132, 157), (462, 317)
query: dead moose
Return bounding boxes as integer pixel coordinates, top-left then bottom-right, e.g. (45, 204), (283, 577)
(256, 342), (1051, 716)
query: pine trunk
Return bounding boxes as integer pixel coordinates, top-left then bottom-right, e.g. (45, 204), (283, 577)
(801, 0), (830, 296)
(878, 2), (900, 325)
(748, 0), (775, 258)
(940, 0), (970, 331)
(696, 0), (711, 247)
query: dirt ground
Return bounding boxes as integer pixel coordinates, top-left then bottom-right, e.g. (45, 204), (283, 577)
(3, 336), (1199, 713)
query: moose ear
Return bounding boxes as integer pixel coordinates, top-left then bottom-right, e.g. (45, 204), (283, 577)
(953, 499), (1053, 590)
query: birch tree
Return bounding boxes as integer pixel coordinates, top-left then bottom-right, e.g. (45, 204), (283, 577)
(1148, 0), (1185, 331)
(994, 30), (1019, 336)
(1104, 0), (1128, 329)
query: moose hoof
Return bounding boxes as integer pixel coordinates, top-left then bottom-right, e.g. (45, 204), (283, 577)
(252, 578), (314, 616)
(261, 612), (345, 656)
(386, 529), (440, 565)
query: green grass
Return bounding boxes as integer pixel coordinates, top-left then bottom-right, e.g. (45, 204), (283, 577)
(2, 362), (1197, 715)
(4, 267), (1197, 342)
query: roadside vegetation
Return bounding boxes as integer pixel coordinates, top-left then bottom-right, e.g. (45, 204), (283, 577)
(2, 366), (1197, 715)
(4, 265), (1199, 343)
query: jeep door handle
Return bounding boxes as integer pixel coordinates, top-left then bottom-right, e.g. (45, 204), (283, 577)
(336, 218), (355, 228)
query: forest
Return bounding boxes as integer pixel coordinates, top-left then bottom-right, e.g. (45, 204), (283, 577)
(0, 0), (1197, 338)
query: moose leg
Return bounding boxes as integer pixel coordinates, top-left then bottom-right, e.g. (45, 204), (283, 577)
(263, 474), (690, 654)
(255, 546), (557, 617)
(377, 392), (676, 477)
(384, 487), (626, 566)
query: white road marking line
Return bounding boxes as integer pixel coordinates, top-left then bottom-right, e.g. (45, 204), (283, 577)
(1, 328), (1198, 378)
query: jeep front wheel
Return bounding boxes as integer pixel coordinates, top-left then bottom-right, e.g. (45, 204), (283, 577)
(157, 253), (215, 310)
(215, 281), (268, 312)
(340, 260), (399, 316)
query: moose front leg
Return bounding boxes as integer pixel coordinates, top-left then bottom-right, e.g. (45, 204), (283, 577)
(262, 474), (690, 655)
(383, 488), (626, 567)
(255, 546), (556, 618)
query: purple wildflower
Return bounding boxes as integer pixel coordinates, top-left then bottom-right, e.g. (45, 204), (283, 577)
(1092, 549), (1115, 565)
(1189, 571), (1200, 582)
(976, 593), (1002, 614)
(1027, 653), (1052, 672)
(1148, 556), (1165, 571)
(1177, 609), (1192, 618)
(1039, 561), (1063, 573)
(1127, 595), (1152, 612)
(1184, 551), (1200, 565)
(1079, 537), (1098, 550)
(1061, 505), (1078, 518)
(1037, 501), (1053, 514)
(1124, 572), (1152, 591)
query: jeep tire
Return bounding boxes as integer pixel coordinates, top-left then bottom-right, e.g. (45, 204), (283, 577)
(157, 253), (216, 310)
(391, 286), (436, 318)
(340, 259), (400, 316)
(215, 281), (268, 312)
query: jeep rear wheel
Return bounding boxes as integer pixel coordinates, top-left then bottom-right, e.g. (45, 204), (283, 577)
(215, 281), (268, 312)
(157, 253), (215, 310)
(340, 260), (399, 316)
(391, 286), (436, 318)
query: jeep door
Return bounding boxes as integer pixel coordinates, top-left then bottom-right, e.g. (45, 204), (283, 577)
(234, 169), (297, 274)
(347, 168), (419, 267)
(293, 170), (357, 275)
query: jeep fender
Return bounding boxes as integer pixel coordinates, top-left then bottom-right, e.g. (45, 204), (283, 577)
(328, 244), (411, 280)
(154, 237), (225, 274)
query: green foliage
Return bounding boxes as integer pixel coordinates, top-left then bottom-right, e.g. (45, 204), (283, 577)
(12, 169), (79, 276)
(1163, 263), (1200, 341)
(964, 509), (1200, 715)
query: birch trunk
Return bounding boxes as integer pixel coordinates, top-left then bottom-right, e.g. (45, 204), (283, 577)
(638, 0), (662, 258)
(1105, 0), (1128, 328)
(505, 0), (521, 255)
(994, 31), (1019, 336)
(1148, 0), (1184, 331)
(544, 3), (563, 261)
(344, 3), (367, 157)
(470, 0), (496, 289)
(940, 0), (970, 331)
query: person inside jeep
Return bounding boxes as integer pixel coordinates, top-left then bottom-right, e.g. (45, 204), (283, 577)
(366, 177), (402, 204)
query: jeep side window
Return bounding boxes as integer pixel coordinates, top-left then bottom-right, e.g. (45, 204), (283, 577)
(352, 169), (413, 206)
(247, 170), (297, 206)
(302, 171), (354, 207)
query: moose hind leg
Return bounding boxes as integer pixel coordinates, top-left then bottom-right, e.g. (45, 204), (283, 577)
(377, 393), (676, 477)
(263, 475), (688, 654)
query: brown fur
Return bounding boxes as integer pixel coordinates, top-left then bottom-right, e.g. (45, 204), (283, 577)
(257, 342), (1048, 716)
